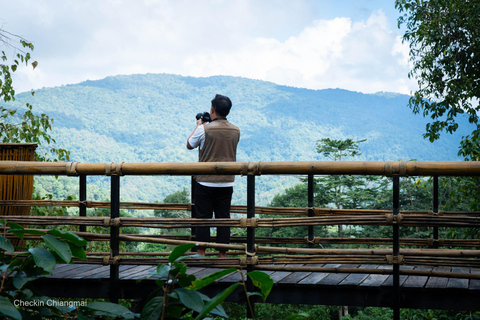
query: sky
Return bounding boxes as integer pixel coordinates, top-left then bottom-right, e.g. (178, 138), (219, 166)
(1, 0), (416, 95)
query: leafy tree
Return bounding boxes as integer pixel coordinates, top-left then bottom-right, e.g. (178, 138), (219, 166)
(395, 0), (480, 160)
(315, 138), (372, 236)
(0, 29), (69, 161)
(154, 188), (190, 219)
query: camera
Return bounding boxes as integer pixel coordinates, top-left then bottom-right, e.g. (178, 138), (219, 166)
(195, 112), (212, 123)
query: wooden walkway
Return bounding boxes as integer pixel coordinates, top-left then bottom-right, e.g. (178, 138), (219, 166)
(33, 263), (480, 311)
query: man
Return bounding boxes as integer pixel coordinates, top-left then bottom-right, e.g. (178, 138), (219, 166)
(187, 94), (240, 258)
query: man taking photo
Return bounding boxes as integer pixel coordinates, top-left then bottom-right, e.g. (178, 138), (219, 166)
(187, 94), (240, 258)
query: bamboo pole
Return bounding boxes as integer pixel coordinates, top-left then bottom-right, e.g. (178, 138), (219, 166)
(1, 160), (480, 176)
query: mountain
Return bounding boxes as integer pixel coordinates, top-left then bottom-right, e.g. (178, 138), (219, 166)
(9, 73), (474, 206)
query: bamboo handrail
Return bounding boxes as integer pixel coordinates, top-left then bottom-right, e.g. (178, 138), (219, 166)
(3, 214), (480, 228)
(1, 160), (480, 176)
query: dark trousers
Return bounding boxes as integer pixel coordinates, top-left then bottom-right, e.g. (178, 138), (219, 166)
(194, 182), (233, 250)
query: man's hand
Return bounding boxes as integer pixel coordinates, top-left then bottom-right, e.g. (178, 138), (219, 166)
(196, 118), (203, 126)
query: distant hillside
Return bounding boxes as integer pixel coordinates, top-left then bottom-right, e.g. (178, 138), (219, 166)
(9, 74), (473, 205)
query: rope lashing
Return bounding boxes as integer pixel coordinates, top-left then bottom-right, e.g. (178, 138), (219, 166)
(240, 161), (262, 176)
(386, 214), (404, 225)
(384, 160), (409, 177)
(102, 218), (122, 227)
(245, 244), (258, 256)
(240, 218), (259, 228)
(105, 162), (125, 176)
(239, 256), (259, 266)
(66, 162), (79, 176)
(386, 255), (404, 265)
(304, 236), (321, 245)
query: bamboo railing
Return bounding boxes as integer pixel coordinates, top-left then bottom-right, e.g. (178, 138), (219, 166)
(1, 160), (480, 308)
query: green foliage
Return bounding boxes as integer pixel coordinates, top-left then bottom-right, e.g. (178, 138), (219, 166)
(142, 243), (275, 319)
(316, 138), (366, 161)
(154, 188), (190, 218)
(395, 0), (480, 160)
(0, 30), (69, 161)
(400, 308), (480, 320)
(0, 220), (140, 319)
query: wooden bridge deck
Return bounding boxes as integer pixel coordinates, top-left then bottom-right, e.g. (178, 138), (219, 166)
(34, 263), (480, 311)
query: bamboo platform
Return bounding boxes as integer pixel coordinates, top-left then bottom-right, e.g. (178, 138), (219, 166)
(34, 263), (480, 311)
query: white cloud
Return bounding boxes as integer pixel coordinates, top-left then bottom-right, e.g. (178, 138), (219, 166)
(184, 10), (415, 94)
(1, 1), (416, 94)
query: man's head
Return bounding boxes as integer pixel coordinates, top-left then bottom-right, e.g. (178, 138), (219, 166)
(211, 94), (232, 117)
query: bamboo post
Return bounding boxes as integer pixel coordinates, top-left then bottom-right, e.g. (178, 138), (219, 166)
(307, 174), (314, 248)
(433, 176), (439, 249)
(392, 176), (400, 320)
(79, 175), (87, 233)
(109, 174), (120, 303)
(246, 174), (256, 319)
(191, 176), (196, 241)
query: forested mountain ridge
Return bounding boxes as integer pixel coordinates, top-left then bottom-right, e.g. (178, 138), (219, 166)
(9, 73), (473, 205)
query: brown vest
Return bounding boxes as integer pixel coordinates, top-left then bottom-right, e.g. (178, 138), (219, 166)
(195, 119), (240, 183)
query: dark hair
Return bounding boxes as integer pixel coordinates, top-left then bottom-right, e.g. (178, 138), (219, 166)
(211, 94), (232, 117)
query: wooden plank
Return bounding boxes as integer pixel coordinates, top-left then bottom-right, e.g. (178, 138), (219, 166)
(403, 266), (432, 288)
(218, 269), (245, 283)
(123, 266), (157, 280)
(382, 265), (414, 287)
(317, 264), (352, 286)
(120, 265), (156, 280)
(425, 266), (451, 289)
(469, 268), (480, 290)
(447, 267), (470, 289)
(340, 265), (377, 286)
(51, 265), (101, 279)
(75, 266), (110, 279)
(186, 267), (208, 276)
(298, 264), (329, 285)
(46, 264), (88, 278)
(360, 265), (391, 287)
(278, 265), (311, 285)
(192, 268), (225, 279)
(269, 270), (292, 283)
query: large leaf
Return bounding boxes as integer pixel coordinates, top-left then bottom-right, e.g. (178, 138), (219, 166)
(29, 247), (56, 272)
(152, 264), (170, 279)
(0, 235), (14, 254)
(168, 243), (195, 263)
(13, 271), (40, 289)
(86, 302), (135, 319)
(175, 288), (204, 313)
(22, 229), (45, 235)
(247, 270), (274, 302)
(196, 292), (229, 318)
(42, 234), (72, 263)
(7, 222), (25, 239)
(141, 296), (163, 320)
(0, 296), (22, 320)
(195, 282), (242, 320)
(189, 268), (237, 290)
(47, 229), (87, 246)
(67, 242), (87, 260)
(177, 273), (196, 287)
